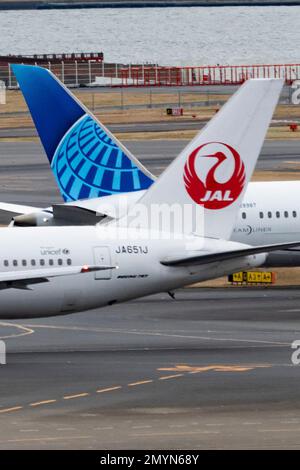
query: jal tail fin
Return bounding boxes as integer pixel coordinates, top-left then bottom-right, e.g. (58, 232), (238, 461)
(12, 64), (154, 202)
(132, 79), (283, 240)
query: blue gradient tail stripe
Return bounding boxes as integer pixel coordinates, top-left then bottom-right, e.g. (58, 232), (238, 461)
(12, 64), (154, 202)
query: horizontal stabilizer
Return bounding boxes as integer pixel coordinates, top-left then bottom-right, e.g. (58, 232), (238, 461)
(161, 241), (300, 267)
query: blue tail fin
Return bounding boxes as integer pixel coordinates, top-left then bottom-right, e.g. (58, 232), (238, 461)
(12, 64), (154, 202)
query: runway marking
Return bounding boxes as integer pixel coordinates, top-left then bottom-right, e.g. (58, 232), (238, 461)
(159, 374), (184, 380)
(128, 380), (153, 387)
(56, 427), (77, 432)
(94, 426), (114, 431)
(30, 399), (57, 407)
(0, 322), (34, 340)
(131, 430), (220, 437)
(243, 422), (262, 426)
(63, 393), (90, 400)
(19, 429), (39, 432)
(205, 423), (224, 427)
(0, 406), (23, 414)
(96, 386), (122, 393)
(280, 309), (300, 313)
(158, 364), (271, 374)
(259, 428), (300, 433)
(0, 363), (273, 416)
(20, 323), (290, 346)
(280, 420), (300, 424)
(132, 425), (152, 429)
(0, 436), (92, 443)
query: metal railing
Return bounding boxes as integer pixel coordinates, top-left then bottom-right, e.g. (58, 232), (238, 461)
(120, 64), (300, 87)
(1, 61), (300, 89)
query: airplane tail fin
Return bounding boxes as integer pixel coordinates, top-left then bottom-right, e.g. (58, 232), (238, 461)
(12, 64), (154, 202)
(131, 79), (283, 240)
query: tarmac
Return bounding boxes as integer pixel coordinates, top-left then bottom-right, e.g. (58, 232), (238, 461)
(1, 288), (300, 449)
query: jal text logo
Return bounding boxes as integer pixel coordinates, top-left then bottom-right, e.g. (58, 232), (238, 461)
(183, 142), (245, 210)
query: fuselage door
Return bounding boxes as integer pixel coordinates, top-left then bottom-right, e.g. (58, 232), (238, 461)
(93, 246), (112, 280)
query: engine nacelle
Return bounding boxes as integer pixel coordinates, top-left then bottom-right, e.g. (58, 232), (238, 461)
(12, 211), (53, 227)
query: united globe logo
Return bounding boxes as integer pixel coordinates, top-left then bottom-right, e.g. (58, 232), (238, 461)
(51, 114), (152, 202)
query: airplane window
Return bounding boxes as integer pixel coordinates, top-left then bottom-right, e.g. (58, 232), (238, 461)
(58, 259), (63, 266)
(67, 259), (72, 266)
(242, 212), (246, 219)
(293, 211), (297, 218)
(49, 259), (54, 266)
(276, 211), (280, 218)
(4, 260), (8, 267)
(284, 211), (289, 218)
(22, 260), (27, 267)
(31, 260), (36, 266)
(259, 212), (263, 219)
(13, 260), (18, 267)
(268, 211), (272, 218)
(40, 259), (45, 266)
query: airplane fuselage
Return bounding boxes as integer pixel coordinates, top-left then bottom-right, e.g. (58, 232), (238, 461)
(1, 180), (300, 319)
(233, 181), (300, 265)
(0, 226), (263, 319)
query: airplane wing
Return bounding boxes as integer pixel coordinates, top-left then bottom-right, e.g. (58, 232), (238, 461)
(0, 264), (115, 287)
(161, 241), (300, 267)
(8, 190), (146, 227)
(0, 202), (42, 215)
(12, 205), (103, 227)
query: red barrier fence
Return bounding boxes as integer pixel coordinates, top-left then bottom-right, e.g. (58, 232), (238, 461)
(1, 62), (300, 88)
(120, 64), (300, 87)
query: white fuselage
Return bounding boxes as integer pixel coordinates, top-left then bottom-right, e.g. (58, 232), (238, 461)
(0, 225), (262, 319)
(232, 181), (300, 265)
(1, 181), (300, 319)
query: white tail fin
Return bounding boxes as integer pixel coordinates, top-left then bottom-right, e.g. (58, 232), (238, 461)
(130, 79), (283, 240)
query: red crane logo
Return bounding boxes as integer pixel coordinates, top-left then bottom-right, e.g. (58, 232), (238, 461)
(183, 142), (245, 210)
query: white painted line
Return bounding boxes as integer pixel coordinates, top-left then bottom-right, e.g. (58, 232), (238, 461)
(19, 429), (39, 433)
(63, 393), (89, 400)
(0, 406), (23, 414)
(96, 386), (122, 393)
(0, 322), (34, 340)
(30, 399), (57, 407)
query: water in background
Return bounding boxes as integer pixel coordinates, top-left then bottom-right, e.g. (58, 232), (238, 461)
(0, 6), (299, 65)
